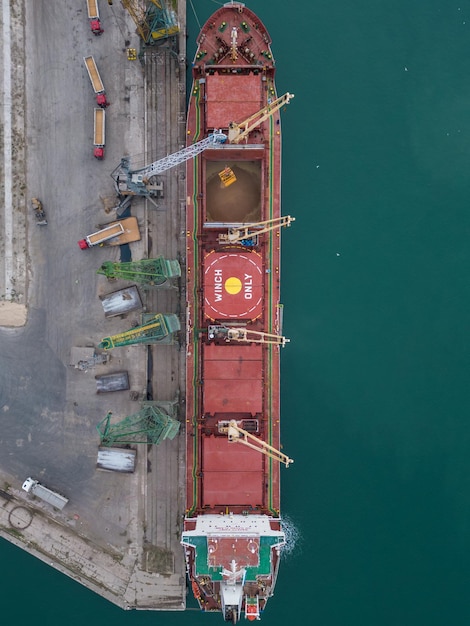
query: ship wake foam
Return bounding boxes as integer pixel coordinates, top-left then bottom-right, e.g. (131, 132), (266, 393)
(280, 514), (302, 558)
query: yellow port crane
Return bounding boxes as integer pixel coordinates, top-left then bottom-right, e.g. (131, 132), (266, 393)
(228, 92), (294, 144)
(218, 215), (295, 245)
(122, 0), (179, 45)
(225, 420), (293, 468)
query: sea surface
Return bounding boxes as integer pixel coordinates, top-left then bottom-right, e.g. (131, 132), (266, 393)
(3, 1), (470, 624)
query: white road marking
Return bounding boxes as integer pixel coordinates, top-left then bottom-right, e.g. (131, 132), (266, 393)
(2, 0), (13, 299)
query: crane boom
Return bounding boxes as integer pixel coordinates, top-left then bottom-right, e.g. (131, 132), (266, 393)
(132, 132), (226, 178)
(208, 325), (290, 347)
(122, 0), (147, 39)
(218, 215), (295, 244)
(122, 0), (179, 45)
(111, 132), (227, 201)
(228, 92), (294, 144)
(227, 420), (293, 468)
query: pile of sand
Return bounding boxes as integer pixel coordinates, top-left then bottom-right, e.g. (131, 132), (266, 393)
(0, 302), (27, 327)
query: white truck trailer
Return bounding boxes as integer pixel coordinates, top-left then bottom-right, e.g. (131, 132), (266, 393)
(22, 478), (69, 510)
(93, 108), (106, 160)
(77, 217), (141, 249)
(83, 56), (108, 108)
(78, 221), (124, 249)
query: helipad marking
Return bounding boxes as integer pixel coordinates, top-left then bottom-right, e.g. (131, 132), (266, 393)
(204, 252), (263, 319)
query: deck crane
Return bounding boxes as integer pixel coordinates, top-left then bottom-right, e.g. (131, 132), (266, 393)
(218, 215), (295, 246)
(111, 131), (227, 208)
(208, 325), (290, 347)
(228, 92), (294, 144)
(224, 420), (293, 468)
(122, 0), (179, 47)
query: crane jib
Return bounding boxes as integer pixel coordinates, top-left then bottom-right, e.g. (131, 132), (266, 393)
(134, 131), (227, 178)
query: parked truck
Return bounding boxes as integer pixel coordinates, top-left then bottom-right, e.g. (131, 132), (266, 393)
(87, 0), (103, 35)
(22, 477), (69, 510)
(83, 56), (109, 108)
(94, 108), (106, 160)
(78, 216), (141, 249)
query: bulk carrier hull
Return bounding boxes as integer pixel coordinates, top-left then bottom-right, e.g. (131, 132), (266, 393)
(182, 3), (288, 621)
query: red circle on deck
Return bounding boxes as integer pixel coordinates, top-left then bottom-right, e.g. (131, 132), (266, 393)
(204, 251), (263, 320)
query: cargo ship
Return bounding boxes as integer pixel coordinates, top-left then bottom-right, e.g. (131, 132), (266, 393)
(182, 2), (294, 621)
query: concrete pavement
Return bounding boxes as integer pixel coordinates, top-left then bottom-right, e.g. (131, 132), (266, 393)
(0, 0), (27, 322)
(0, 0), (187, 611)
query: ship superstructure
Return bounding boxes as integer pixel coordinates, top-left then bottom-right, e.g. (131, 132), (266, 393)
(183, 3), (293, 621)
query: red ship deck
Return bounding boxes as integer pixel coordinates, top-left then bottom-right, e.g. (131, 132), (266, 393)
(185, 2), (283, 518)
(183, 3), (287, 618)
(202, 436), (264, 507)
(206, 73), (263, 129)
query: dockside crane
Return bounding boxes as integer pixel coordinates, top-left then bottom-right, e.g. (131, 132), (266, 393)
(224, 420), (293, 467)
(218, 215), (295, 245)
(111, 131), (227, 206)
(99, 313), (180, 349)
(97, 257), (181, 286)
(122, 0), (179, 46)
(97, 406), (180, 446)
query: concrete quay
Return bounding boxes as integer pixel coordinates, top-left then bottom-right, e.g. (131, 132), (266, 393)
(0, 0), (188, 611)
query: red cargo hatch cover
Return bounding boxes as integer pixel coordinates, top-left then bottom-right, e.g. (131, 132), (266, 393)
(206, 73), (262, 130)
(202, 343), (263, 414)
(202, 436), (263, 508)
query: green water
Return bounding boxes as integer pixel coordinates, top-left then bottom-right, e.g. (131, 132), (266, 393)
(3, 1), (470, 624)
